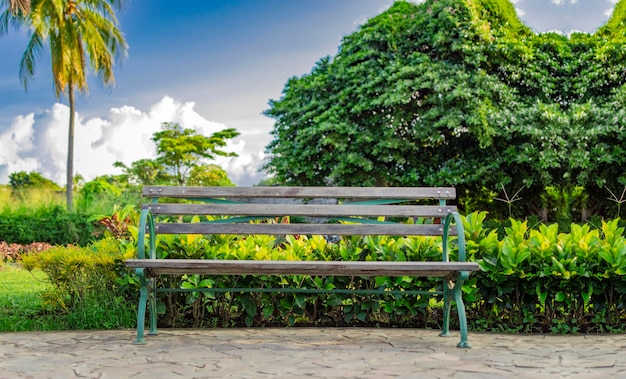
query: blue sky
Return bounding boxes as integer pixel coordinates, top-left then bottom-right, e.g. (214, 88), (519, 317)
(0, 0), (619, 186)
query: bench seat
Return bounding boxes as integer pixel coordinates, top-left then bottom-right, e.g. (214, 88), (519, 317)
(126, 259), (478, 277)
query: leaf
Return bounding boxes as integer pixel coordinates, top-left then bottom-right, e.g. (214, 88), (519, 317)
(536, 283), (548, 306)
(294, 294), (306, 309)
(356, 311), (367, 322)
(241, 296), (257, 317)
(262, 305), (275, 319)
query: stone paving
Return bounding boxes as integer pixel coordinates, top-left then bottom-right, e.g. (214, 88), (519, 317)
(1, 328), (626, 378)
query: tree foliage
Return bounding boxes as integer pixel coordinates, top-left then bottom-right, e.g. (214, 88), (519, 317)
(9, 171), (61, 193)
(264, 0), (626, 220)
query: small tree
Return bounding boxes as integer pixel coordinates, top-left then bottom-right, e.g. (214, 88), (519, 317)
(114, 122), (240, 187)
(152, 122), (240, 186)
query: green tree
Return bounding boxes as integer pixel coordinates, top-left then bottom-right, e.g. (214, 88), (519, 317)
(152, 122), (240, 186)
(78, 175), (122, 203)
(264, 0), (524, 191)
(8, 170), (61, 200)
(1, 0), (128, 210)
(9, 171), (61, 191)
(264, 0), (626, 221)
(76, 174), (141, 213)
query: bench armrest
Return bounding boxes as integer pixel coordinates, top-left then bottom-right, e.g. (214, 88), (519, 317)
(442, 212), (467, 263)
(137, 208), (156, 260)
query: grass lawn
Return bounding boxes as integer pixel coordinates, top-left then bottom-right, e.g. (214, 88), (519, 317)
(0, 262), (65, 331)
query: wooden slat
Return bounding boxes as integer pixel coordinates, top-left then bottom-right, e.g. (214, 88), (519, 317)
(154, 223), (456, 236)
(143, 203), (457, 218)
(143, 186), (456, 200)
(126, 259), (479, 276)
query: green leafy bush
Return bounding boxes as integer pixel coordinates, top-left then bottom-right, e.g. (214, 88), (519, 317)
(141, 212), (626, 333)
(0, 204), (95, 245)
(468, 213), (626, 333)
(146, 229), (447, 329)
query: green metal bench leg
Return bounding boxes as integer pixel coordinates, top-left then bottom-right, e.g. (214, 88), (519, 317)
(439, 280), (452, 338)
(133, 279), (149, 345)
(148, 278), (158, 336)
(439, 279), (471, 348)
(453, 281), (471, 348)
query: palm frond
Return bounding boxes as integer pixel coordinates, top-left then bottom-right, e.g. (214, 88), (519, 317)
(8, 0), (31, 15)
(19, 32), (44, 91)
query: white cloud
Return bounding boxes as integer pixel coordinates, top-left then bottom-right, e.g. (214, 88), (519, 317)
(0, 96), (269, 187)
(605, 0), (617, 17)
(215, 144), (268, 186)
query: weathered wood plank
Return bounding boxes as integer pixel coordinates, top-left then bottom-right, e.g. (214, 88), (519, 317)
(142, 186), (456, 200)
(154, 223), (456, 236)
(126, 259), (479, 276)
(143, 203), (457, 218)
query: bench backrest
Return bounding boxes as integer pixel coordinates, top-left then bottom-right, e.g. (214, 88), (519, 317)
(141, 186), (458, 237)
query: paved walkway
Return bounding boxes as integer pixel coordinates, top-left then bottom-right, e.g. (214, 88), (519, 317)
(1, 328), (625, 378)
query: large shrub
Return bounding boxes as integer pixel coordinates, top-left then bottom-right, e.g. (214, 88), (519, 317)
(19, 238), (136, 329)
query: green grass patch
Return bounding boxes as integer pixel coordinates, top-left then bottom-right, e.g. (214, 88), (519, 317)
(0, 263), (49, 309)
(0, 263), (66, 331)
(0, 260), (137, 332)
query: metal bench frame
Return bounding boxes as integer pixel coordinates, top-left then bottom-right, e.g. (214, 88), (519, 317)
(125, 186), (479, 348)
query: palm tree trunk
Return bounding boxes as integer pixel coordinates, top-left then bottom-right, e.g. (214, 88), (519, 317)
(66, 84), (75, 210)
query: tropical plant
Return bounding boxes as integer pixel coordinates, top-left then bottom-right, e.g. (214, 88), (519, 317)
(0, 0), (128, 210)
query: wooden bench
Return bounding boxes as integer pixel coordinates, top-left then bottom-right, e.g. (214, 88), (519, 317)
(125, 186), (479, 348)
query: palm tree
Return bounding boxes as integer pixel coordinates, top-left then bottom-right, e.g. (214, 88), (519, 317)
(1, 0), (127, 209)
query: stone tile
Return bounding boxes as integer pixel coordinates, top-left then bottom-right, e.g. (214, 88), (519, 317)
(2, 329), (626, 378)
